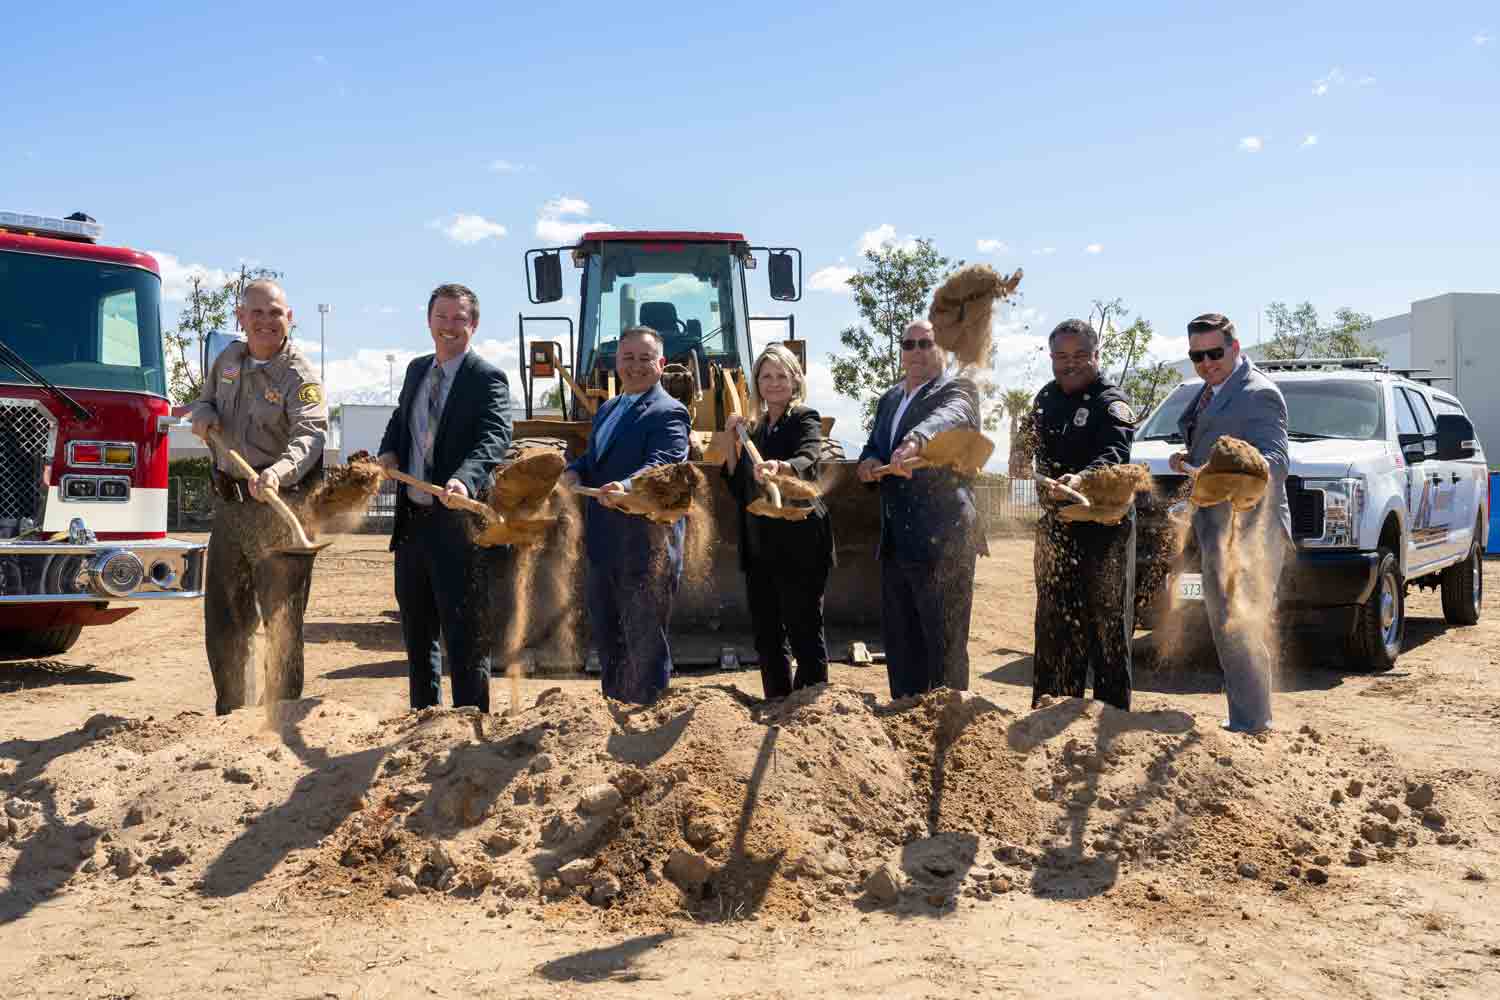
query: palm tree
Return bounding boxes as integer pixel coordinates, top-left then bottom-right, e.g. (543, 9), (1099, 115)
(1002, 387), (1035, 479)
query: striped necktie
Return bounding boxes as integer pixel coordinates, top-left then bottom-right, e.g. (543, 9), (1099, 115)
(424, 364), (445, 475)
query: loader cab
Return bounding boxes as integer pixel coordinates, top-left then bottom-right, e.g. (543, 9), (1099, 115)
(524, 231), (801, 423)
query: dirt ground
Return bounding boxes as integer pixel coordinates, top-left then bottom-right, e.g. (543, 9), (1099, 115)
(2, 533), (1497, 1000)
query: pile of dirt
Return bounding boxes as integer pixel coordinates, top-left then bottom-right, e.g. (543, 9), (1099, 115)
(2, 687), (1481, 931)
(1058, 464), (1153, 524)
(488, 447), (566, 518)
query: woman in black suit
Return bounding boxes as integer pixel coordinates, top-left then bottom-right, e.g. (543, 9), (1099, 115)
(723, 344), (835, 698)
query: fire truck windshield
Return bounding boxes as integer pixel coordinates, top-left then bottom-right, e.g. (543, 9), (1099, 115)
(0, 250), (167, 398)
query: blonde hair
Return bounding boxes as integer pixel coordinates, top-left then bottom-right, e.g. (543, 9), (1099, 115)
(748, 343), (808, 424)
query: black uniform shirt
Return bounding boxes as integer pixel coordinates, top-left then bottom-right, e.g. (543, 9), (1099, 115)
(1028, 376), (1136, 479)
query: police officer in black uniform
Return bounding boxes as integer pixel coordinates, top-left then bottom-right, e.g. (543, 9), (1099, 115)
(1026, 319), (1137, 710)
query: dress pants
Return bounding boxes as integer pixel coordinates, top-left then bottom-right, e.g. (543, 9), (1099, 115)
(881, 550), (977, 699)
(745, 558), (830, 699)
(587, 556), (679, 704)
(204, 497), (313, 716)
(1031, 511), (1136, 710)
(1197, 515), (1285, 731)
(394, 503), (504, 713)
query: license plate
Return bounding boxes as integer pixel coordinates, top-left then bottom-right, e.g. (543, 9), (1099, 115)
(1176, 573), (1204, 602)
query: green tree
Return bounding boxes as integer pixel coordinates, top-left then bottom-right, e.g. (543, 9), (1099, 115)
(828, 238), (955, 429)
(1001, 387), (1035, 478)
(1082, 301), (1182, 418)
(1261, 302), (1381, 360)
(163, 264), (284, 404)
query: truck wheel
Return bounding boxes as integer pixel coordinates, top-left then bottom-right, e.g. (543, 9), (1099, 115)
(0, 626), (84, 660)
(1345, 548), (1402, 672)
(1440, 533), (1483, 626)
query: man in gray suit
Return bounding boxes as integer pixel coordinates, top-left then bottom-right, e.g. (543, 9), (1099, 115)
(1169, 313), (1292, 733)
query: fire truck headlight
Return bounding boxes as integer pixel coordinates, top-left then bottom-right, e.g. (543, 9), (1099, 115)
(88, 549), (145, 598)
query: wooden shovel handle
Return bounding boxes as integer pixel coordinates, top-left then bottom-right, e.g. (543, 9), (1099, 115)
(383, 467), (500, 521)
(207, 430), (318, 549)
(735, 425), (783, 508)
(1035, 474), (1090, 507)
(873, 456), (930, 478)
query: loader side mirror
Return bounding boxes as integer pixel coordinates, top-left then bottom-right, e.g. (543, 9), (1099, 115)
(768, 252), (797, 301)
(532, 252), (563, 303)
(1435, 413), (1477, 461)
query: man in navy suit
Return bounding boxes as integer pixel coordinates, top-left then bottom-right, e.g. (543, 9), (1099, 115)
(857, 320), (988, 699)
(378, 284), (512, 713)
(560, 325), (691, 704)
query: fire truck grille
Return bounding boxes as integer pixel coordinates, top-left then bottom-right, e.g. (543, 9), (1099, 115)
(0, 400), (55, 538)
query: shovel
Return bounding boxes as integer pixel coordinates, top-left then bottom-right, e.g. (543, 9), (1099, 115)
(873, 426), (995, 479)
(208, 431), (330, 559)
(736, 425), (813, 522)
(566, 462), (700, 525)
(382, 468), (551, 547)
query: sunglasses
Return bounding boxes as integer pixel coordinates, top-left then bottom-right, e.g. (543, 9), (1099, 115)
(901, 338), (935, 351)
(1188, 346), (1226, 363)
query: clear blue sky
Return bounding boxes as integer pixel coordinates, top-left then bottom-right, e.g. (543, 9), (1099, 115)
(6, 1), (1497, 446)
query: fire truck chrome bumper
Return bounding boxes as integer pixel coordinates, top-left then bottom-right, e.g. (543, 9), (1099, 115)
(0, 538), (206, 602)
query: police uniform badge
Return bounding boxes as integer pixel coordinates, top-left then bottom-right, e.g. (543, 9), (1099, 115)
(264, 388), (282, 405)
(298, 383), (324, 405)
(1107, 400), (1136, 424)
(1073, 407), (1090, 427)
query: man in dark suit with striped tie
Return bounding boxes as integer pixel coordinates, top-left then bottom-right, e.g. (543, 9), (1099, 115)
(378, 284), (512, 712)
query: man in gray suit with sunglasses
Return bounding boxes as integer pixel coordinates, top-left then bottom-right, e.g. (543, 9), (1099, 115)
(1170, 313), (1292, 734)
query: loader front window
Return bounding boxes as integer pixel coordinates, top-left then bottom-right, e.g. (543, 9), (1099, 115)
(580, 243), (748, 378)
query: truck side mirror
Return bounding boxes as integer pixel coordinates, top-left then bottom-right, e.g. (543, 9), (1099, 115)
(532, 252), (563, 303)
(768, 252), (797, 301)
(1435, 413), (1477, 461)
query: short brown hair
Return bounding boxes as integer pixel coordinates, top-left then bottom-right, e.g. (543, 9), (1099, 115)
(619, 325), (664, 352)
(428, 283), (480, 322)
(1187, 312), (1235, 341)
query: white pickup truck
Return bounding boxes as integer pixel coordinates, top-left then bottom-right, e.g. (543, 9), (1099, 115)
(1130, 357), (1489, 672)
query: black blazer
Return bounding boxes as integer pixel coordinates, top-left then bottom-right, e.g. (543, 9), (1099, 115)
(722, 405), (834, 574)
(859, 372), (988, 563)
(378, 351), (512, 549)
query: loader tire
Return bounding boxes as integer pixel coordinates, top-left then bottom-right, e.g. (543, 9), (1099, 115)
(0, 626), (83, 660)
(1345, 547), (1402, 672)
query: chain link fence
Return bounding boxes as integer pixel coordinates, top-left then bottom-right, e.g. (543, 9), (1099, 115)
(974, 479), (1042, 534)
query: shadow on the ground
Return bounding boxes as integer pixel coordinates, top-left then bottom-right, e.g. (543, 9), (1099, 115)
(303, 619), (404, 651)
(323, 658), (408, 680)
(535, 932), (674, 982)
(0, 663), (132, 693)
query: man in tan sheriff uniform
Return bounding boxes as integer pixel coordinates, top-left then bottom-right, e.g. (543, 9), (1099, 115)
(188, 278), (328, 716)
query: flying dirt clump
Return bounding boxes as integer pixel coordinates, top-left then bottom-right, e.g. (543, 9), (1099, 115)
(488, 446), (567, 518)
(927, 264), (1024, 367)
(1191, 436), (1269, 512)
(302, 451), (383, 536)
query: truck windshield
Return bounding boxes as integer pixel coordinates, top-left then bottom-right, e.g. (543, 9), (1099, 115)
(0, 250), (167, 397)
(1137, 377), (1386, 440)
(579, 243), (747, 377)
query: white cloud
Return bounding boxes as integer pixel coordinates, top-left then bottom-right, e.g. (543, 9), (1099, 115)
(535, 197), (615, 244)
(808, 265), (855, 293)
(1239, 136), (1264, 152)
(1302, 133), (1319, 147)
(1476, 32), (1494, 46)
(1084, 243), (1103, 255)
(292, 337), (321, 356)
(489, 159), (532, 173)
(1312, 67), (1346, 96)
(147, 251), (231, 303)
(429, 213), (507, 245)
(323, 340), (521, 405)
(976, 238), (1009, 254)
(857, 224), (920, 255)
(543, 196), (590, 217)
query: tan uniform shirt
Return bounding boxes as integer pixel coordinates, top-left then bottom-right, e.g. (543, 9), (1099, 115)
(188, 339), (328, 487)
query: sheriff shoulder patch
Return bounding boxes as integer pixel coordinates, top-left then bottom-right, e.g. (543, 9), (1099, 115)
(1107, 400), (1136, 423)
(298, 383), (323, 405)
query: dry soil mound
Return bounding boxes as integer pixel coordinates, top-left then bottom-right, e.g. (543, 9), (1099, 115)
(0, 688), (1478, 929)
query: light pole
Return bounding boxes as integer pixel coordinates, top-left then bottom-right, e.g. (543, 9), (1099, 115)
(317, 303), (330, 386)
(386, 353), (396, 404)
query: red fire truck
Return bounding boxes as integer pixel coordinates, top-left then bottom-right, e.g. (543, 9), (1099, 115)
(1, 210), (205, 658)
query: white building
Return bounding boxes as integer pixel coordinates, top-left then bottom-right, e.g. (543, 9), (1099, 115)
(1169, 293), (1500, 457)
